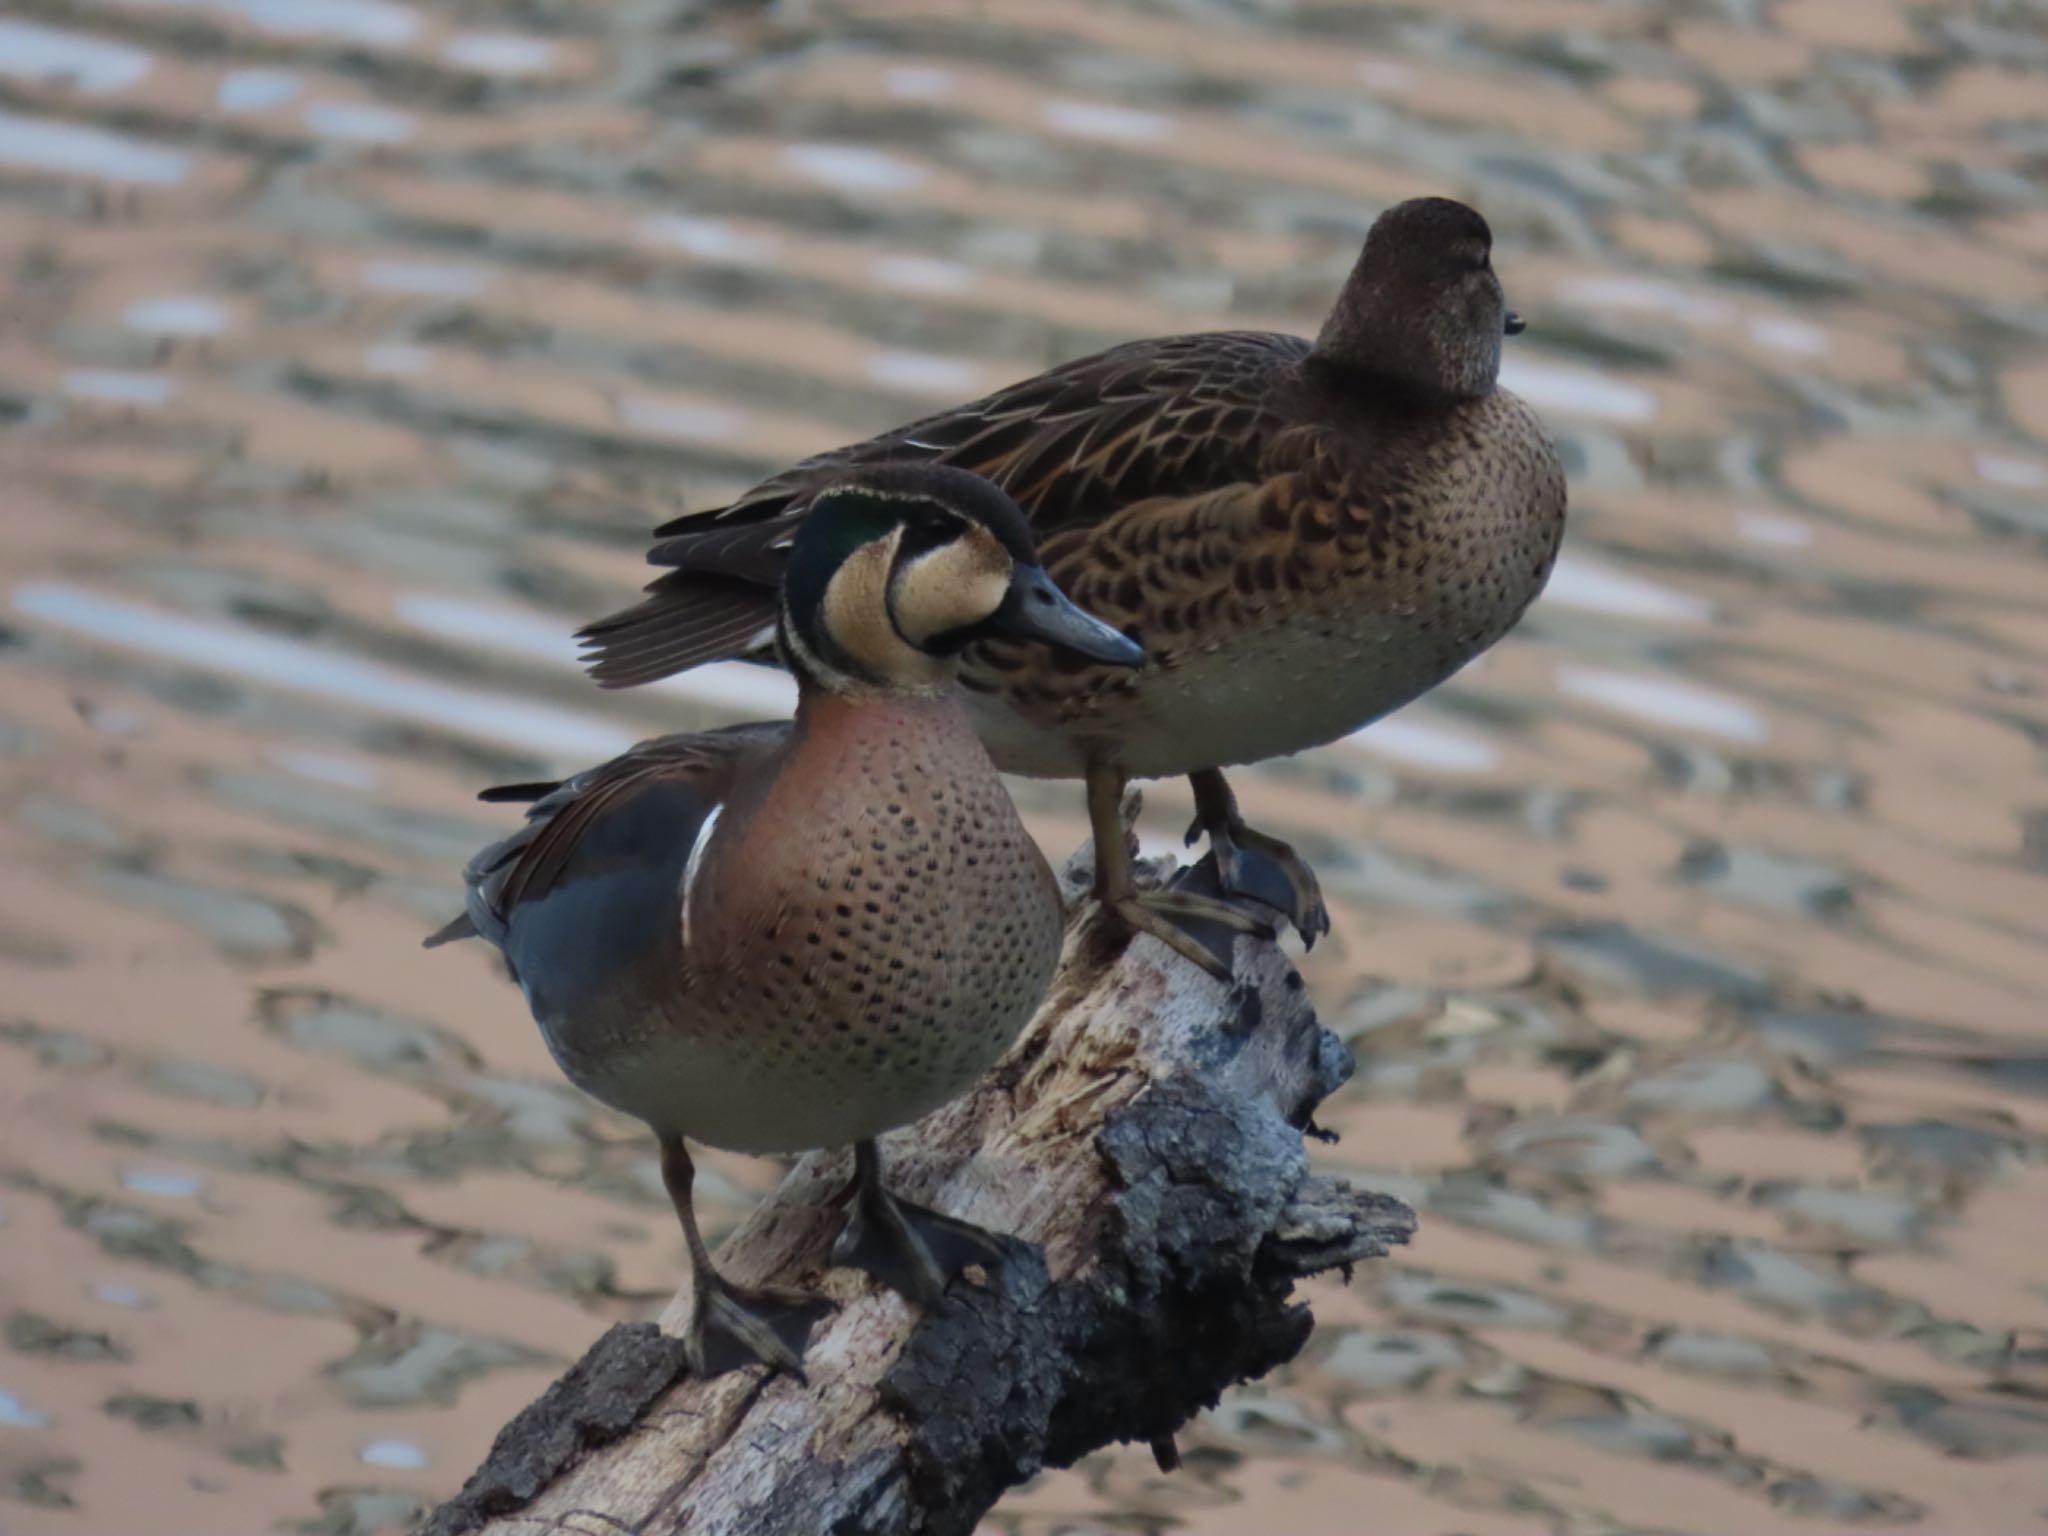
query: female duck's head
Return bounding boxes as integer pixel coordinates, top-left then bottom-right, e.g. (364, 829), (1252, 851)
(1314, 196), (1525, 401)
(779, 464), (1144, 693)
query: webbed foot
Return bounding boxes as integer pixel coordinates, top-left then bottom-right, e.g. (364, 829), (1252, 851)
(686, 1276), (832, 1380)
(832, 1140), (1014, 1307)
(1109, 885), (1271, 982)
(1185, 768), (1329, 946)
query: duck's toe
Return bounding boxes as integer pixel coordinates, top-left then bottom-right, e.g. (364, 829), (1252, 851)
(1184, 813), (1328, 948)
(1221, 827), (1330, 947)
(1107, 886), (1269, 980)
(833, 1187), (1014, 1309)
(687, 1279), (832, 1381)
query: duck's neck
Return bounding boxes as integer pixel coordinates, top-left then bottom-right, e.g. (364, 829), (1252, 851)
(795, 663), (974, 720)
(790, 678), (989, 774)
(1312, 271), (1500, 401)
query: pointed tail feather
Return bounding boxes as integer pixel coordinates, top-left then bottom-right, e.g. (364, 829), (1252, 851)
(478, 781), (560, 804)
(577, 577), (780, 688)
(423, 912), (477, 948)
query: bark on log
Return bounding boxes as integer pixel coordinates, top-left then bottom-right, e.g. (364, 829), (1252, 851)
(422, 832), (1415, 1536)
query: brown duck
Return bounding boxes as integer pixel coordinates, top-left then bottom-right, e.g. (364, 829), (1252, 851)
(581, 197), (1568, 977)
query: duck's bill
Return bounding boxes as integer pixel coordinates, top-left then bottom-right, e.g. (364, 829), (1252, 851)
(1504, 310), (1526, 336)
(994, 566), (1146, 666)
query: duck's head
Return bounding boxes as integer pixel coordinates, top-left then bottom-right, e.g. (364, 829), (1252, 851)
(1314, 197), (1521, 401)
(779, 464), (1145, 694)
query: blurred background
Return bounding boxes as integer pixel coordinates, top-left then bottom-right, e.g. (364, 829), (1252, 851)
(2, 0), (2046, 1531)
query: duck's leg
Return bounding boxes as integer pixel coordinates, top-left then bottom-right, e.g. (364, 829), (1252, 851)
(659, 1134), (829, 1379)
(832, 1139), (1009, 1307)
(1087, 760), (1268, 981)
(1184, 768), (1330, 947)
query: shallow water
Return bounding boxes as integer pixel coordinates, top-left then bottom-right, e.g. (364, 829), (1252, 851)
(1, 1), (2045, 1531)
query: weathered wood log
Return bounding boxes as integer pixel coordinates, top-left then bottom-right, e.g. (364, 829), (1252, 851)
(423, 831), (1414, 1536)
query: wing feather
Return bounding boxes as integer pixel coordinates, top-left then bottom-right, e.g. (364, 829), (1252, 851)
(584, 330), (1314, 684)
(577, 579), (780, 687)
(428, 723), (786, 952)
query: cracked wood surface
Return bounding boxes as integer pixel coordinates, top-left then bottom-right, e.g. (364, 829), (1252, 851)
(422, 848), (1414, 1536)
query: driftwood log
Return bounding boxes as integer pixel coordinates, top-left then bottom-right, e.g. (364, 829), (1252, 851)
(423, 825), (1415, 1536)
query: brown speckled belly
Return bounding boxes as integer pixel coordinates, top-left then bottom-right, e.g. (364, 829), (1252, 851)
(962, 389), (1566, 780)
(574, 691), (1063, 1155)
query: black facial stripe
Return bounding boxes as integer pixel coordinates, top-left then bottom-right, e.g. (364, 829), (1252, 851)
(889, 509), (967, 563)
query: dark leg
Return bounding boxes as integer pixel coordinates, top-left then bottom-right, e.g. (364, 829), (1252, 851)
(659, 1134), (829, 1380)
(1184, 768), (1330, 946)
(831, 1139), (1011, 1308)
(1086, 760), (1268, 982)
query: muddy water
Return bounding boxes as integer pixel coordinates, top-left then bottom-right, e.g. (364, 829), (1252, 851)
(2, 1), (2046, 1531)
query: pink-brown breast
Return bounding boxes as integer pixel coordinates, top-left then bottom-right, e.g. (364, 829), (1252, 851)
(648, 690), (1064, 1155)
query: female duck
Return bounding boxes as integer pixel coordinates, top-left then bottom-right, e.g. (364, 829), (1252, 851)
(580, 197), (1567, 978)
(431, 465), (1142, 1378)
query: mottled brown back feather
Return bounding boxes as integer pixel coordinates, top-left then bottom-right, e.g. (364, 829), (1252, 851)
(583, 332), (1306, 684)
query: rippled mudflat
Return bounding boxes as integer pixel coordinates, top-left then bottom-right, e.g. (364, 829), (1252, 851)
(2, 1), (2046, 1531)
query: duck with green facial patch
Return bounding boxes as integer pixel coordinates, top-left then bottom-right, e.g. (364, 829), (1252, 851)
(430, 464), (1144, 1380)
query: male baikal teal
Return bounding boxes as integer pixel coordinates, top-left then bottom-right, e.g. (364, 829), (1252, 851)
(431, 465), (1143, 1379)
